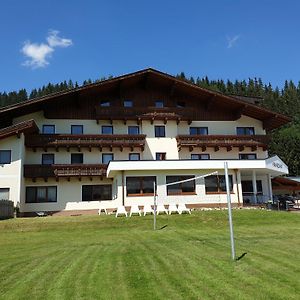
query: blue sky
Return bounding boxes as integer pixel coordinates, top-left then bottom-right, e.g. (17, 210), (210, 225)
(1, 0), (300, 93)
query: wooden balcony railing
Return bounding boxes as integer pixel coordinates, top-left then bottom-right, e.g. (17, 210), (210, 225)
(25, 134), (146, 151)
(95, 106), (195, 123)
(176, 135), (270, 151)
(24, 164), (108, 179)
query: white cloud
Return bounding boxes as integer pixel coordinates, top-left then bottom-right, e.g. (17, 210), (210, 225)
(47, 30), (73, 48)
(21, 42), (54, 68)
(226, 35), (240, 49)
(21, 30), (72, 69)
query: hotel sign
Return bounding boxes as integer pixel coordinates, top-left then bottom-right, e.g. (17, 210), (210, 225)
(272, 162), (283, 169)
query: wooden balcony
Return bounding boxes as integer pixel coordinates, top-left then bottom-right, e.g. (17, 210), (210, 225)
(176, 135), (270, 152)
(24, 164), (108, 181)
(95, 106), (195, 124)
(25, 134), (146, 151)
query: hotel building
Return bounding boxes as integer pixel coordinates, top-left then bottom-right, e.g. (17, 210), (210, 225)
(0, 69), (290, 215)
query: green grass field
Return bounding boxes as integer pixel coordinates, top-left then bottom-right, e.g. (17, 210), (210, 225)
(0, 210), (299, 300)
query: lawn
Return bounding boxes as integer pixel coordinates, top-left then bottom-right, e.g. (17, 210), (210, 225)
(0, 210), (299, 300)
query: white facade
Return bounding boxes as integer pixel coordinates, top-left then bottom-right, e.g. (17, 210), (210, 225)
(0, 109), (288, 215)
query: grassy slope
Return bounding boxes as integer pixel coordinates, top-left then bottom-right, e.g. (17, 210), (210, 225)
(0, 210), (299, 300)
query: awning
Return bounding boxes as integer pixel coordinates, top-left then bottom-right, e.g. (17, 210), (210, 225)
(107, 155), (289, 178)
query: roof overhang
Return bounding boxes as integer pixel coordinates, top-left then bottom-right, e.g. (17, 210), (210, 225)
(107, 155), (288, 178)
(0, 119), (39, 140)
(0, 68), (291, 130)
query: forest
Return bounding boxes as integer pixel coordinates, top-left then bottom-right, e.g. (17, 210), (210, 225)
(0, 73), (299, 176)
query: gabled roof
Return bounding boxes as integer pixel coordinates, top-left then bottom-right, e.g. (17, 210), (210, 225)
(0, 119), (39, 140)
(0, 68), (291, 130)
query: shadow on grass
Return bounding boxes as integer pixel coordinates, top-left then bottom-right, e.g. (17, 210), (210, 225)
(236, 252), (247, 261)
(159, 224), (168, 230)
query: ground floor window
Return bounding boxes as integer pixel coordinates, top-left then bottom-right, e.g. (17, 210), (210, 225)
(26, 186), (57, 203)
(205, 175), (233, 193)
(82, 185), (112, 201)
(241, 180), (263, 194)
(0, 188), (10, 200)
(166, 176), (195, 195)
(126, 176), (156, 196)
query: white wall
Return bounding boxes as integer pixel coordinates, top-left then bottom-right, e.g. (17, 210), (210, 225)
(22, 177), (121, 212)
(0, 135), (24, 207)
(178, 115), (266, 135)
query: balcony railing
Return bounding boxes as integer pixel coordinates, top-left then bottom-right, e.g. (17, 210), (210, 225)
(24, 164), (108, 179)
(25, 134), (146, 151)
(95, 106), (195, 122)
(176, 135), (270, 151)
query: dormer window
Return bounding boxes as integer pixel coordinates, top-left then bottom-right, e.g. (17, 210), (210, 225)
(124, 100), (133, 107)
(100, 100), (110, 107)
(155, 100), (164, 108)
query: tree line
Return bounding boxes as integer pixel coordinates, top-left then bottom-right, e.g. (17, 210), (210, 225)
(0, 73), (299, 176)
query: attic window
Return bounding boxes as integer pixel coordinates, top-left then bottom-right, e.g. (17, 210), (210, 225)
(100, 100), (110, 107)
(177, 101), (185, 108)
(155, 100), (164, 108)
(124, 100), (133, 107)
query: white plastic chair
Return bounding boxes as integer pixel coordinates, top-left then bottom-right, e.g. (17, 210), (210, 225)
(143, 204), (154, 216)
(98, 205), (107, 215)
(157, 204), (168, 215)
(168, 203), (179, 215)
(116, 206), (128, 217)
(129, 205), (141, 217)
(178, 203), (191, 215)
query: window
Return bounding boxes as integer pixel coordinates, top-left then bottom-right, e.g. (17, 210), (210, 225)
(126, 176), (156, 196)
(42, 154), (54, 165)
(0, 150), (11, 164)
(176, 101), (185, 108)
(189, 127), (208, 135)
(191, 154), (210, 160)
(71, 125), (83, 134)
(71, 153), (83, 164)
(236, 127), (255, 135)
(42, 125), (55, 134)
(129, 153), (140, 160)
(100, 100), (110, 107)
(241, 181), (263, 194)
(26, 186), (57, 203)
(205, 175), (233, 193)
(166, 176), (195, 195)
(155, 100), (164, 108)
(156, 152), (166, 160)
(239, 153), (257, 160)
(154, 126), (165, 137)
(82, 185), (112, 201)
(101, 126), (113, 134)
(0, 188), (10, 200)
(124, 100), (133, 107)
(102, 153), (114, 164)
(128, 126), (140, 135)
